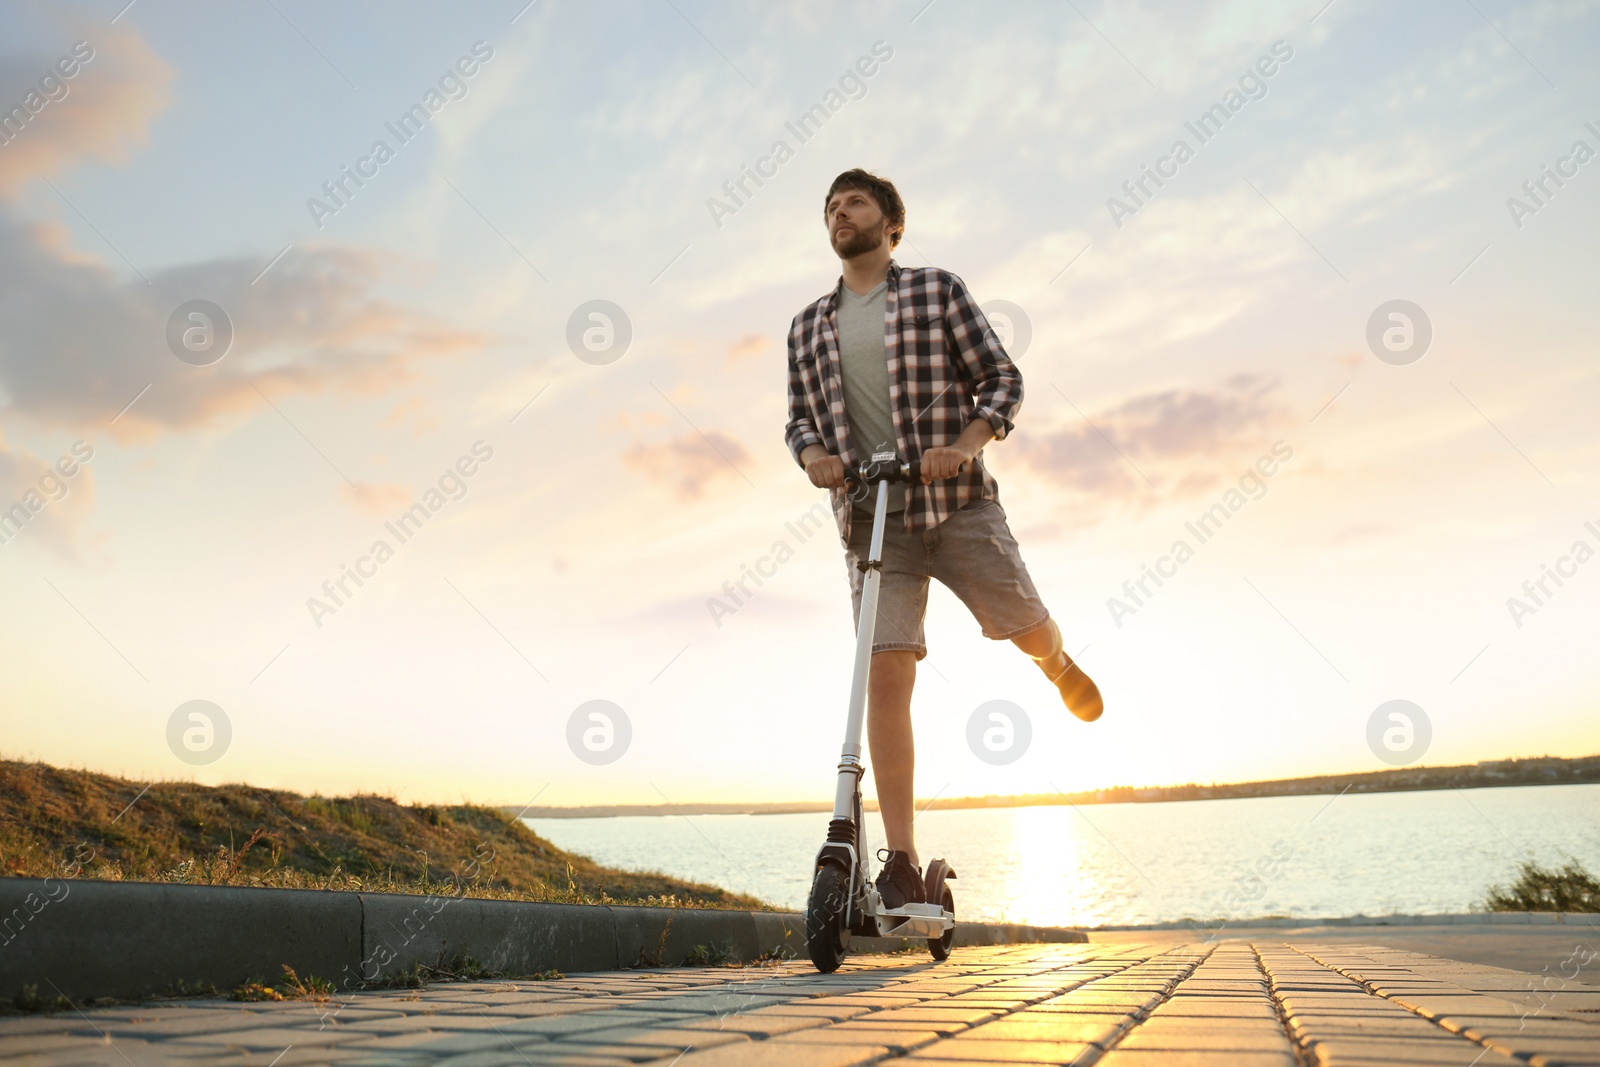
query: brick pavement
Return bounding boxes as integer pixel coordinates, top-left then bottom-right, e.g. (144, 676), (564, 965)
(4, 941), (1598, 1066)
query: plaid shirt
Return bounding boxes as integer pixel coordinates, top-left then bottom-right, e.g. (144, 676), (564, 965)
(784, 259), (1024, 548)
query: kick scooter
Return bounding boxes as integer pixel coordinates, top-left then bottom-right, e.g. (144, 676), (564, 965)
(805, 452), (956, 973)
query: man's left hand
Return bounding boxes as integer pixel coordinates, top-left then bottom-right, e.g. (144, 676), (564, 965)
(919, 446), (973, 483)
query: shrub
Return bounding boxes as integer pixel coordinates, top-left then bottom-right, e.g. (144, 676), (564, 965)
(1484, 860), (1600, 912)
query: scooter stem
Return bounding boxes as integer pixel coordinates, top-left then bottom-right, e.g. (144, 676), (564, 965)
(832, 478), (891, 820)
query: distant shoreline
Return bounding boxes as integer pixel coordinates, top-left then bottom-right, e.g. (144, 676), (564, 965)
(506, 754), (1600, 819)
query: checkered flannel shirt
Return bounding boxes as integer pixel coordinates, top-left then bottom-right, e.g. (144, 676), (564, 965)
(784, 259), (1024, 548)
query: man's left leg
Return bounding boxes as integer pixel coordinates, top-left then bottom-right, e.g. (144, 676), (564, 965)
(932, 498), (1104, 722)
(1012, 616), (1103, 722)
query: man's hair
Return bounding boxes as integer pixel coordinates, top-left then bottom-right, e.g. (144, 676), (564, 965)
(823, 169), (905, 249)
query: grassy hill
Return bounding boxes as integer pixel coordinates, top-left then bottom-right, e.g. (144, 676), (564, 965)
(0, 759), (764, 910)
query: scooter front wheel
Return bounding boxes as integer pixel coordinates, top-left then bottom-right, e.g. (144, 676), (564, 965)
(805, 864), (851, 972)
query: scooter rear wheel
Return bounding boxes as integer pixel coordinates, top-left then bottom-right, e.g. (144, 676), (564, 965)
(805, 864), (851, 973)
(929, 882), (955, 961)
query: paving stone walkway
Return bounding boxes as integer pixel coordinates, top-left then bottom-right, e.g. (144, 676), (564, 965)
(6, 941), (1600, 1066)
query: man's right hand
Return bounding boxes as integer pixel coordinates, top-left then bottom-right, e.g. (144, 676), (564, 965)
(802, 447), (846, 490)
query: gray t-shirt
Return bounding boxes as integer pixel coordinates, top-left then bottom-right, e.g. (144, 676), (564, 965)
(836, 280), (906, 516)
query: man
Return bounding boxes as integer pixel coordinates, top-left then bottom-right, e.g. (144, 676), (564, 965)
(784, 169), (1104, 911)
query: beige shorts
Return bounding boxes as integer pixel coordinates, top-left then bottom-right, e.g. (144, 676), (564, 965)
(844, 497), (1050, 661)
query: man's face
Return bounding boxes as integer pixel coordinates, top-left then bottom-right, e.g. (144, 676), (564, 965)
(825, 187), (897, 260)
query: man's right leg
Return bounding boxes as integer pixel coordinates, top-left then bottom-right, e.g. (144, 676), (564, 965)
(866, 649), (917, 866)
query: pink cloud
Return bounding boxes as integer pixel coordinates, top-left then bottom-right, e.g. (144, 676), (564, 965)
(726, 333), (769, 365)
(623, 430), (753, 500)
(0, 432), (97, 560)
(338, 481), (412, 516)
(1013, 374), (1287, 498)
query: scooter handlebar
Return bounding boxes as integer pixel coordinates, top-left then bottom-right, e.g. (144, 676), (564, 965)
(841, 456), (968, 499)
(844, 458), (921, 487)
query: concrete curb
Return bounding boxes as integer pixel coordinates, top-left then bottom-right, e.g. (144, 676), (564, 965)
(0, 879), (1084, 1002)
(1090, 911), (1596, 932)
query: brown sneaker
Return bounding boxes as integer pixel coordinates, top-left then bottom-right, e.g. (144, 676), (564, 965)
(1032, 619), (1104, 722)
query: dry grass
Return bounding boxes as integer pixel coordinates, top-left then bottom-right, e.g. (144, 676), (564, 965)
(0, 759), (767, 911)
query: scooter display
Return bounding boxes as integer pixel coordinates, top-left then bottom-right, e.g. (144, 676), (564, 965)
(805, 452), (957, 973)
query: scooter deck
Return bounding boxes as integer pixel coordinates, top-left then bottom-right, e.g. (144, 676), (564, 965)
(873, 904), (954, 940)
(880, 902), (949, 919)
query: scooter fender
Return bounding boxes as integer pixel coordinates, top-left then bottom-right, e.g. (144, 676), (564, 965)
(814, 842), (856, 877)
(925, 859), (957, 922)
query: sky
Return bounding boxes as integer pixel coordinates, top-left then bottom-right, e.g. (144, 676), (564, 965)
(1, 0), (1597, 811)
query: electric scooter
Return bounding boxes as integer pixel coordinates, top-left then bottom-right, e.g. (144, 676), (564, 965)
(805, 452), (956, 973)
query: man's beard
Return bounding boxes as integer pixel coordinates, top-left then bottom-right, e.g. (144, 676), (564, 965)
(833, 217), (887, 259)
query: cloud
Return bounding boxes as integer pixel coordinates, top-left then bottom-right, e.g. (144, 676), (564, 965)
(0, 432), (96, 559)
(726, 333), (768, 365)
(0, 21), (492, 463)
(0, 215), (495, 440)
(623, 429), (753, 500)
(383, 394), (441, 436)
(338, 481), (411, 516)
(1014, 374), (1286, 496)
(0, 26), (175, 200)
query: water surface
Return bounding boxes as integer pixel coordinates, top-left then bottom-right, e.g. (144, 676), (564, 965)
(527, 783), (1600, 927)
